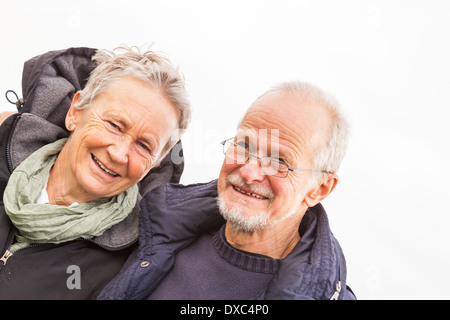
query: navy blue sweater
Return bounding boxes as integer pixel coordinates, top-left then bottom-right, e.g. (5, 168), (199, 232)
(148, 225), (281, 299)
(98, 180), (356, 300)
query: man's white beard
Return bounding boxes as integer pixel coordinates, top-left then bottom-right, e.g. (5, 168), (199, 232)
(217, 193), (270, 233)
(217, 174), (305, 233)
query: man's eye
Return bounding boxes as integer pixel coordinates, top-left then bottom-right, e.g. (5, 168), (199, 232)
(236, 141), (249, 150)
(269, 157), (288, 168)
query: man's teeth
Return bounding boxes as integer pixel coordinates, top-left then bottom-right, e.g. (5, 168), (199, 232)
(233, 186), (267, 200)
(92, 155), (119, 177)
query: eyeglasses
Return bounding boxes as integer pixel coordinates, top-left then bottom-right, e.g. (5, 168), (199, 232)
(220, 137), (332, 178)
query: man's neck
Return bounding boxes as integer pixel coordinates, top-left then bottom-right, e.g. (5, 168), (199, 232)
(224, 213), (303, 259)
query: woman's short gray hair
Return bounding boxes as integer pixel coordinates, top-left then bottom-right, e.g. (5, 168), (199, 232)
(252, 81), (350, 178)
(75, 45), (191, 158)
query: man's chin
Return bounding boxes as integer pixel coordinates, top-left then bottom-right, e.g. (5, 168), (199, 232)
(216, 193), (270, 233)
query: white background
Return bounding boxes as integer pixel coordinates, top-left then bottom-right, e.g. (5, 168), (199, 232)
(1, 0), (449, 300)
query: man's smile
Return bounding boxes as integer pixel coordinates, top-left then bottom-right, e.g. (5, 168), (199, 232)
(232, 185), (268, 200)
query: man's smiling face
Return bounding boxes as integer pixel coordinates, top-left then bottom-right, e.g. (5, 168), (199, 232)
(217, 91), (332, 232)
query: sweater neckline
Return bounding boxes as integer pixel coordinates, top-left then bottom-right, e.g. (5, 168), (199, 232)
(212, 225), (282, 274)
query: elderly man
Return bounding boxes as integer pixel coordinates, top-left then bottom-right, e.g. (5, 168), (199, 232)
(99, 81), (355, 300)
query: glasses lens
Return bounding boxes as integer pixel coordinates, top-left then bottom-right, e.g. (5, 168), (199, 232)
(276, 162), (289, 177)
(224, 141), (247, 164)
(259, 157), (289, 177)
(221, 139), (289, 178)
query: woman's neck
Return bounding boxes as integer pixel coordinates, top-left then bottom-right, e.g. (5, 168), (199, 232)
(46, 145), (95, 206)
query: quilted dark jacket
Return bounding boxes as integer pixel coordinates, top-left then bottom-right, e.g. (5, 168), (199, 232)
(98, 180), (356, 300)
(0, 47), (184, 299)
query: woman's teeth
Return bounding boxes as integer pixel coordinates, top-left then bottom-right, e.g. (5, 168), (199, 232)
(92, 154), (119, 177)
(233, 186), (267, 200)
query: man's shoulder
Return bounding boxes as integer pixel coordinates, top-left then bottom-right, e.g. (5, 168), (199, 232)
(139, 179), (224, 244)
(141, 179), (219, 208)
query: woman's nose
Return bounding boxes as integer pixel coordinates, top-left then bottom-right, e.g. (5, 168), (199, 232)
(107, 139), (130, 164)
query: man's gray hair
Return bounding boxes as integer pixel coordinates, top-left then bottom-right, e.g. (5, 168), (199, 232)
(252, 81), (350, 178)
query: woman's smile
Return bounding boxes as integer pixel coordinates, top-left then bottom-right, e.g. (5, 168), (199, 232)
(91, 153), (120, 178)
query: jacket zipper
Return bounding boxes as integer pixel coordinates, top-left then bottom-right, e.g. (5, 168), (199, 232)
(329, 254), (342, 300)
(6, 113), (21, 173)
(0, 231), (16, 266)
(1, 114), (20, 265)
(0, 250), (13, 265)
(329, 281), (342, 300)
(0, 233), (41, 266)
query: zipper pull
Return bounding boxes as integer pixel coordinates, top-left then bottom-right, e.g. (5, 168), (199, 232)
(330, 281), (342, 300)
(0, 250), (13, 265)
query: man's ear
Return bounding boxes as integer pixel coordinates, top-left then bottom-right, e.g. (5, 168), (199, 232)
(304, 173), (339, 208)
(65, 91), (82, 131)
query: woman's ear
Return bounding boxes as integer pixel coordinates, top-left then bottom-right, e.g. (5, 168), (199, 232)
(65, 91), (82, 131)
(304, 173), (339, 208)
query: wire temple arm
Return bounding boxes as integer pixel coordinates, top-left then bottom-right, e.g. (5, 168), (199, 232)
(289, 168), (333, 174)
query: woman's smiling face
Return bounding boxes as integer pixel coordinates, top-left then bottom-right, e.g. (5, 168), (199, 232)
(64, 76), (178, 199)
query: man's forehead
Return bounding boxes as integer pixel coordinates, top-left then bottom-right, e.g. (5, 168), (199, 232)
(235, 127), (279, 140)
(236, 92), (331, 156)
(251, 91), (313, 117)
(237, 93), (306, 140)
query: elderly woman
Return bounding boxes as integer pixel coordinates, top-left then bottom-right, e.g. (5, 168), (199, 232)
(0, 46), (190, 299)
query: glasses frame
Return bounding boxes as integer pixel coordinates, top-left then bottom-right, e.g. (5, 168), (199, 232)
(220, 137), (332, 178)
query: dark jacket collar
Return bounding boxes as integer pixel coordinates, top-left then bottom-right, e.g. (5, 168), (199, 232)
(262, 205), (348, 299)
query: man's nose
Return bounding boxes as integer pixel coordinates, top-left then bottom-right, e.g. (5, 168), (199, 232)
(239, 156), (266, 184)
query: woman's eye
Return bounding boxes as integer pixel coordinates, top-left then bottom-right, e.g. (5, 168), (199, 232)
(138, 142), (150, 152)
(108, 121), (121, 131)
